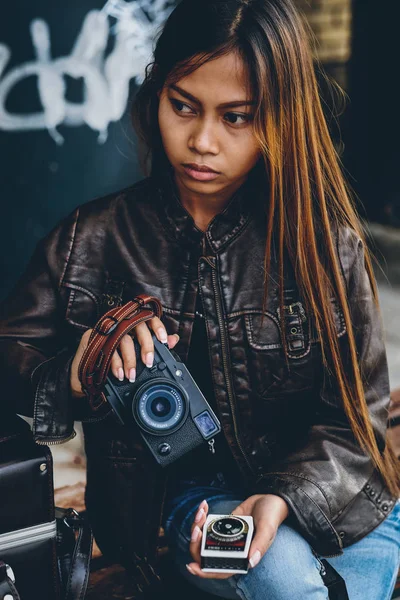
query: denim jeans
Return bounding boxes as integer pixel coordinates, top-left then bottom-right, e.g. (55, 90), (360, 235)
(163, 479), (400, 600)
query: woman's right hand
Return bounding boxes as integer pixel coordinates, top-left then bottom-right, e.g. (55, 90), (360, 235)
(70, 317), (180, 398)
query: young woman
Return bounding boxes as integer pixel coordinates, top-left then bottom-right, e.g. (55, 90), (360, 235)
(1, 1), (399, 599)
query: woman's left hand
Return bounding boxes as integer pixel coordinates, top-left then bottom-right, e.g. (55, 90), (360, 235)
(187, 494), (290, 579)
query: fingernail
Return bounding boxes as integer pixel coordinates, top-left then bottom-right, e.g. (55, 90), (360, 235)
(118, 368), (124, 381)
(145, 352), (154, 368)
(195, 508), (204, 523)
(249, 550), (261, 568)
(129, 368), (136, 383)
(186, 564), (195, 575)
(199, 499), (207, 509)
(191, 526), (200, 542)
(158, 328), (168, 343)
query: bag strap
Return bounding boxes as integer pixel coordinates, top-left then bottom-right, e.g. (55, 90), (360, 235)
(320, 559), (349, 600)
(0, 510), (92, 600)
(78, 294), (163, 409)
(55, 508), (93, 600)
(0, 561), (20, 600)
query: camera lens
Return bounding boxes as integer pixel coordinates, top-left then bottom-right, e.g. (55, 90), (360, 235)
(212, 517), (244, 537)
(134, 381), (187, 433)
(151, 397), (171, 418)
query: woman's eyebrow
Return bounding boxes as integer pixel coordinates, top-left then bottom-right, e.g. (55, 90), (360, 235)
(168, 84), (256, 108)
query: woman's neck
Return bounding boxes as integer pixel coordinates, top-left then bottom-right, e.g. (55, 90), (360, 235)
(173, 171), (249, 232)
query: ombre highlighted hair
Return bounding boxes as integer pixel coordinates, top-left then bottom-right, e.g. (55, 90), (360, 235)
(132, 0), (400, 496)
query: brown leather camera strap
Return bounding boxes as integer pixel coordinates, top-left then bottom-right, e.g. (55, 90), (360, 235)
(78, 294), (163, 409)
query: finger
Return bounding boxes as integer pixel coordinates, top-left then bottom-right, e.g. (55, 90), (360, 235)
(167, 333), (180, 349)
(190, 501), (209, 564)
(80, 328), (93, 350)
(189, 524), (202, 565)
(247, 519), (276, 569)
(110, 349), (124, 381)
(186, 562), (235, 580)
(133, 322), (155, 367)
(119, 334), (137, 381)
(146, 316), (180, 350)
(73, 329), (93, 370)
(190, 499), (208, 536)
(147, 316), (169, 344)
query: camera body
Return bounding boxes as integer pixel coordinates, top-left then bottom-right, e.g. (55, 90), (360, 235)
(201, 514), (254, 574)
(103, 333), (221, 467)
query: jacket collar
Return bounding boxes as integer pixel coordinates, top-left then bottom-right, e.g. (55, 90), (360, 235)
(153, 164), (263, 253)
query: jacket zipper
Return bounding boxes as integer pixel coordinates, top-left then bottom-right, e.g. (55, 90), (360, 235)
(35, 429), (77, 445)
(210, 265), (255, 476)
(0, 520), (57, 552)
(35, 396), (113, 445)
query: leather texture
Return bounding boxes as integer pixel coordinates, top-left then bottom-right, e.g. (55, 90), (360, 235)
(0, 426), (60, 599)
(55, 509), (93, 600)
(0, 419), (92, 600)
(0, 165), (397, 577)
(0, 560), (21, 600)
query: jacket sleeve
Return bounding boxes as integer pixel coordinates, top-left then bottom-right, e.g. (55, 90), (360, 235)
(254, 227), (392, 555)
(0, 208), (97, 442)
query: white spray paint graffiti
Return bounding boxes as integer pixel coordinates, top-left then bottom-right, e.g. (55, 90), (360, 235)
(0, 0), (174, 144)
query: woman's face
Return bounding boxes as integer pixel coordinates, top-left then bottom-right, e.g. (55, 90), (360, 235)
(157, 50), (261, 204)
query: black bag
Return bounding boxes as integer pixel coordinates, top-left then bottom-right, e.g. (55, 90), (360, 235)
(0, 415), (92, 599)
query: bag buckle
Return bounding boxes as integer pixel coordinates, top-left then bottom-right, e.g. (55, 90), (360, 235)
(5, 563), (15, 583)
(277, 302), (307, 323)
(55, 507), (80, 529)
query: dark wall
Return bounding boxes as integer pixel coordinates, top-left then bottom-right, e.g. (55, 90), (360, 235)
(347, 0), (400, 225)
(0, 1), (176, 299)
(1, 0), (388, 301)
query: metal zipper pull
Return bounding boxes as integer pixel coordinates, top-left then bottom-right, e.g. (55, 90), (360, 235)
(208, 438), (216, 454)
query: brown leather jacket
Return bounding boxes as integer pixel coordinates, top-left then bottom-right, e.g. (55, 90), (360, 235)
(0, 167), (397, 578)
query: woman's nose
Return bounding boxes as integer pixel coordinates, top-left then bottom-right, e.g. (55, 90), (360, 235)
(188, 119), (219, 155)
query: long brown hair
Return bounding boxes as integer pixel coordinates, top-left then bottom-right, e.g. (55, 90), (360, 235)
(132, 0), (400, 496)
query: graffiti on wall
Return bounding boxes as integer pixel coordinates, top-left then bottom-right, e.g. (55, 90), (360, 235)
(0, 0), (174, 144)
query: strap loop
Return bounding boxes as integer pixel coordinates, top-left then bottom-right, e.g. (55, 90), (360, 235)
(94, 315), (119, 336)
(78, 294), (163, 409)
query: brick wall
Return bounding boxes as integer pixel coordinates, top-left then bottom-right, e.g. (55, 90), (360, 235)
(294, 0), (352, 64)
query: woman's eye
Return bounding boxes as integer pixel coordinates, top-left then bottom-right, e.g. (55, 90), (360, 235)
(170, 99), (193, 114)
(224, 112), (252, 126)
(169, 98), (252, 126)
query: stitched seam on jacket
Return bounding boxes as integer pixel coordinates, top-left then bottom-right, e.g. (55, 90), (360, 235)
(245, 313), (281, 351)
(32, 355), (73, 440)
(210, 214), (252, 253)
(213, 253), (248, 456)
(59, 207), (80, 289)
(262, 471), (333, 515)
(31, 355), (54, 384)
(62, 282), (101, 307)
(65, 319), (88, 330)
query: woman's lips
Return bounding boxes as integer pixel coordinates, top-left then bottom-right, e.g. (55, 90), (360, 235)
(183, 165), (220, 181)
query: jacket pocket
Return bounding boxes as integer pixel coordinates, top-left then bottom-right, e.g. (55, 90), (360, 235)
(243, 297), (346, 397)
(244, 309), (314, 397)
(64, 284), (101, 331)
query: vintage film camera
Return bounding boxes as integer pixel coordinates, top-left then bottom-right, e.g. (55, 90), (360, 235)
(104, 333), (221, 466)
(201, 514), (254, 574)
